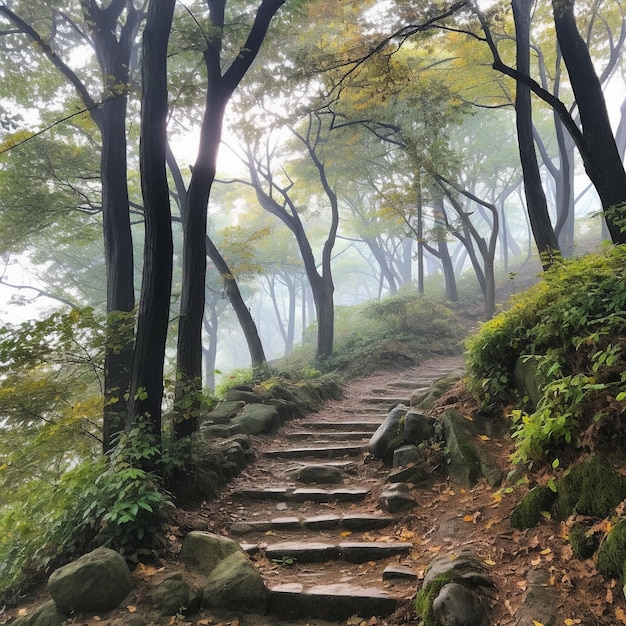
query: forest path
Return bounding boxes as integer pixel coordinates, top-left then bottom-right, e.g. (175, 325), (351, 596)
(199, 354), (467, 625)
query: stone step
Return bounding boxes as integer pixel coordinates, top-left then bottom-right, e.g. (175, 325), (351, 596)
(283, 430), (374, 441)
(268, 582), (400, 621)
(361, 397), (410, 405)
(304, 421), (381, 431)
(231, 486), (369, 503)
(260, 540), (412, 564)
(230, 513), (396, 535)
(263, 444), (367, 459)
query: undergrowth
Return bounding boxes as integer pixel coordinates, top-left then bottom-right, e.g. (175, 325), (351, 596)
(465, 246), (626, 463)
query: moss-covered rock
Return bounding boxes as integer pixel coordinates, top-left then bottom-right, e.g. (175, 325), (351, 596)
(597, 519), (626, 579)
(568, 524), (599, 560)
(511, 486), (558, 530)
(554, 455), (626, 520)
(415, 572), (456, 626)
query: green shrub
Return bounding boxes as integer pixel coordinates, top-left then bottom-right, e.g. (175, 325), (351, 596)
(465, 247), (626, 461)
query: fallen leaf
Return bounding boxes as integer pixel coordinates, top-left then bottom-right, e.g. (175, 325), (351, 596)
(483, 558), (496, 566)
(127, 606), (137, 613)
(606, 586), (614, 604)
(540, 548), (552, 555)
(341, 531), (352, 537)
(485, 519), (497, 529)
(478, 434), (490, 441)
(532, 621), (544, 626)
(18, 609), (28, 617)
(616, 607), (626, 625)
(531, 557), (541, 566)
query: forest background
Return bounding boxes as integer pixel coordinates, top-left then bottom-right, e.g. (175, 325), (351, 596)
(0, 0), (626, 604)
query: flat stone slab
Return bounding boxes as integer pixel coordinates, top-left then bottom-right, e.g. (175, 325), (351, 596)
(269, 583), (398, 621)
(302, 515), (342, 530)
(284, 431), (374, 441)
(231, 487), (289, 501)
(230, 514), (395, 535)
(265, 542), (340, 563)
(263, 541), (412, 564)
(362, 397), (410, 405)
(291, 488), (369, 503)
(339, 542), (412, 563)
(383, 565), (419, 581)
(264, 445), (367, 459)
(306, 421), (380, 432)
(341, 514), (396, 531)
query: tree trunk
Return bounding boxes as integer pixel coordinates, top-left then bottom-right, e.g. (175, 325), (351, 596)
(175, 0), (284, 437)
(127, 0), (175, 440)
(512, 0), (561, 269)
(552, 0), (626, 243)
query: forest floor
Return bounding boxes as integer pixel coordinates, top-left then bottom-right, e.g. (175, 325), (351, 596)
(170, 353), (623, 626)
(5, 353), (624, 626)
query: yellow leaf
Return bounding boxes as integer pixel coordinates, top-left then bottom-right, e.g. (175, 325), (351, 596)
(341, 530), (352, 537)
(463, 514), (474, 522)
(540, 511), (552, 520)
(483, 558), (496, 566)
(127, 605), (137, 613)
(540, 548), (552, 555)
(478, 434), (490, 441)
(532, 621), (544, 626)
(18, 609), (28, 617)
(615, 607), (626, 625)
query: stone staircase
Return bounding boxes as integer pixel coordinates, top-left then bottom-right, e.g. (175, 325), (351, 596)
(212, 356), (464, 623)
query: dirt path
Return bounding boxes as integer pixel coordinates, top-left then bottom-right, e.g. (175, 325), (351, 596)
(192, 354), (622, 626)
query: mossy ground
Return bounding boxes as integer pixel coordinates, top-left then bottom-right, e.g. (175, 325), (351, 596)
(511, 485), (558, 530)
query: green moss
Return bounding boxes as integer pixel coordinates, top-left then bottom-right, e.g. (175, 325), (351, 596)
(511, 485), (557, 530)
(554, 456), (626, 520)
(597, 519), (626, 579)
(568, 524), (599, 559)
(414, 572), (456, 626)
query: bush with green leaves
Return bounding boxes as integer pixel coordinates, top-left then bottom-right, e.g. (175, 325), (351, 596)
(465, 246), (626, 462)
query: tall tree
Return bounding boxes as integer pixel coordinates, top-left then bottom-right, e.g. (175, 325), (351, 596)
(126, 0), (175, 439)
(174, 0), (284, 438)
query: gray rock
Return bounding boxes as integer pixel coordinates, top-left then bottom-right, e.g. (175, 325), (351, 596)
(424, 548), (488, 588)
(179, 531), (242, 574)
(368, 405), (409, 463)
(387, 465), (429, 485)
(226, 388), (264, 404)
(230, 403), (279, 435)
(204, 401), (245, 424)
(433, 582), (488, 626)
(441, 410), (482, 487)
(200, 550), (267, 613)
(392, 444), (422, 468)
(378, 482), (417, 513)
(514, 356), (542, 409)
(10, 601), (65, 626)
(47, 547), (133, 614)
(403, 411), (436, 445)
(149, 574), (190, 616)
(286, 464), (344, 484)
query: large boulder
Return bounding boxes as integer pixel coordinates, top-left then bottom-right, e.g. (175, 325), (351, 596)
(230, 403), (279, 435)
(200, 550), (267, 614)
(369, 405), (409, 464)
(403, 411), (436, 445)
(179, 531), (241, 574)
(47, 547), (133, 614)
